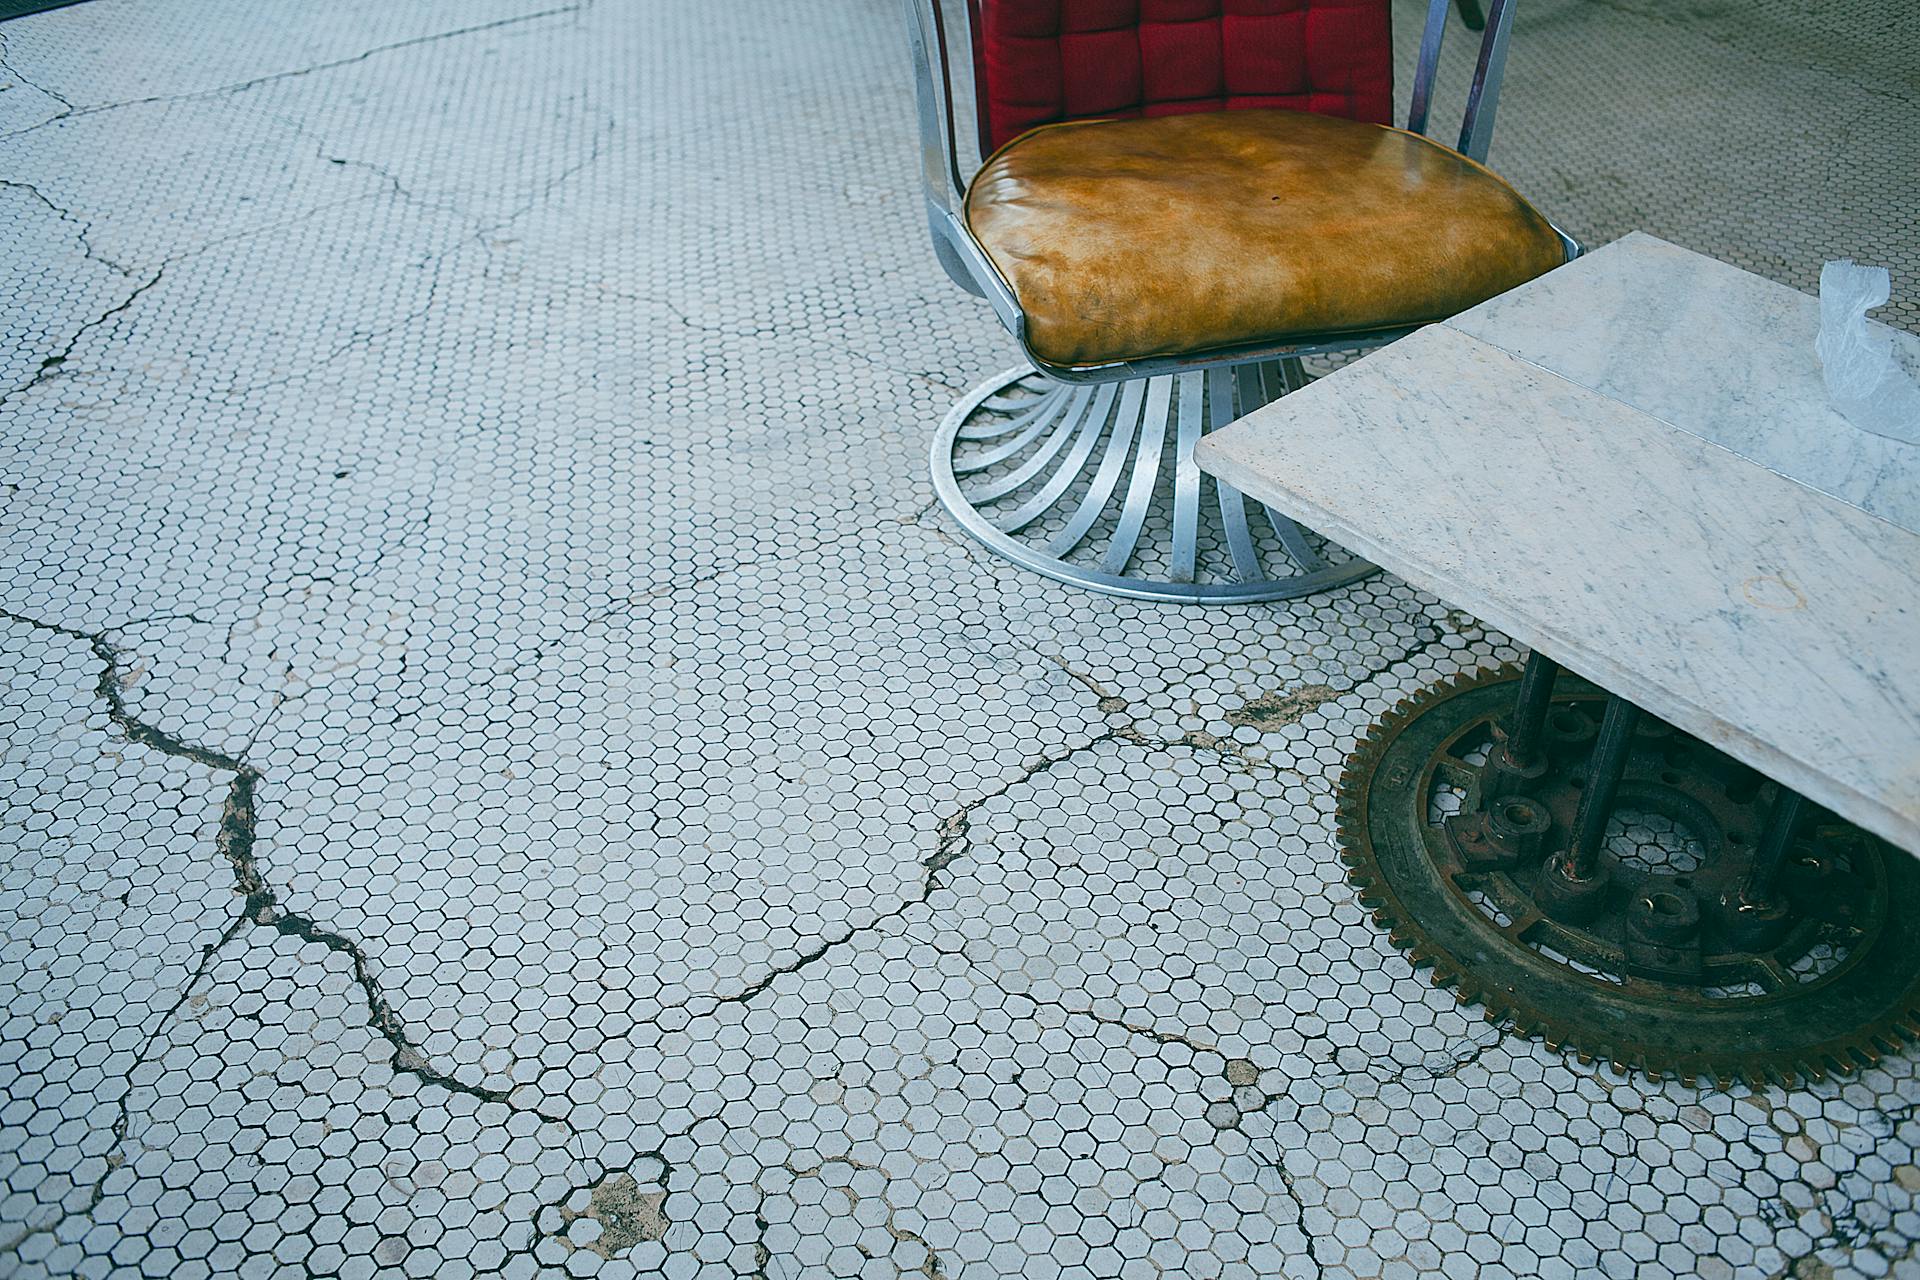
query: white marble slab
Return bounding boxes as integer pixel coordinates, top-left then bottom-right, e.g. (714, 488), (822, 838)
(1449, 232), (1920, 534)
(1195, 321), (1920, 855)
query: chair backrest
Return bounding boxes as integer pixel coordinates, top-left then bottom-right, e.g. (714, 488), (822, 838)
(904, 0), (1523, 232)
(967, 0), (1395, 155)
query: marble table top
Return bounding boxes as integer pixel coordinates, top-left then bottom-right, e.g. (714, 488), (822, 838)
(1452, 232), (1920, 534)
(1195, 233), (1920, 854)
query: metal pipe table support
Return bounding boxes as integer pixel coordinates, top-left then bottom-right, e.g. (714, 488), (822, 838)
(1194, 233), (1920, 1083)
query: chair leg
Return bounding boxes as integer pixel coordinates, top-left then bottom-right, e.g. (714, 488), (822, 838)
(1455, 0), (1487, 31)
(928, 362), (1377, 603)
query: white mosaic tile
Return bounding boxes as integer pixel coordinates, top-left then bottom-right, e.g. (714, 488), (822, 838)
(1, 0), (1916, 1276)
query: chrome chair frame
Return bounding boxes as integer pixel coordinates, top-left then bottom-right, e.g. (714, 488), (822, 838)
(905, 0), (1580, 601)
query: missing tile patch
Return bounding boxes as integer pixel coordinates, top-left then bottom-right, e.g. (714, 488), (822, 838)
(560, 1171), (669, 1258)
(1224, 683), (1339, 731)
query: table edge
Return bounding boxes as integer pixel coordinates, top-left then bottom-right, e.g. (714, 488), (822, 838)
(1194, 427), (1920, 858)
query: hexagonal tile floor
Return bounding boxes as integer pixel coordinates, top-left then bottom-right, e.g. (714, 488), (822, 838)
(2, 1), (1916, 1278)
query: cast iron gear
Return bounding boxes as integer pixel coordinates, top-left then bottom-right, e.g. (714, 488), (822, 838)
(1337, 666), (1920, 1087)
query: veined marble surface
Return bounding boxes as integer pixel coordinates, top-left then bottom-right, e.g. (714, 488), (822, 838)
(1450, 232), (1920, 534)
(1196, 321), (1920, 855)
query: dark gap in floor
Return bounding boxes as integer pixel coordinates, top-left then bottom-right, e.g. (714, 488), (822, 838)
(1, 0), (93, 21)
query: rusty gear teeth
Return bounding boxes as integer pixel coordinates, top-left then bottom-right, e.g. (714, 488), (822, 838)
(1336, 665), (1920, 1088)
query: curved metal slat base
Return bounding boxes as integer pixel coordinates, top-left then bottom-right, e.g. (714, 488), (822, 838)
(930, 363), (1379, 604)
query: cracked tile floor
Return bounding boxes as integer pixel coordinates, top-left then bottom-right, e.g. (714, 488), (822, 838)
(2, 0), (1917, 1277)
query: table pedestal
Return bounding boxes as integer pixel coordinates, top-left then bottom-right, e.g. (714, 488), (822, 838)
(1338, 660), (1920, 1086)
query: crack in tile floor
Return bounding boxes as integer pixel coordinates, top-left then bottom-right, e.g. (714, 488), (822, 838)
(0, 4), (586, 142)
(0, 609), (585, 1139)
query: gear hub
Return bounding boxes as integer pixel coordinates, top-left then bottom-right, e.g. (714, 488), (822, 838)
(1337, 666), (1920, 1086)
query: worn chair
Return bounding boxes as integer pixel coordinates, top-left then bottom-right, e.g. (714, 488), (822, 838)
(903, 0), (1578, 601)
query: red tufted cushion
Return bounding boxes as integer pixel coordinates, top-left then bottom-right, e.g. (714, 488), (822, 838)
(967, 0), (1394, 154)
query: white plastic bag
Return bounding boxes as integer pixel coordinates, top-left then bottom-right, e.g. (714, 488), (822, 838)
(1815, 259), (1920, 445)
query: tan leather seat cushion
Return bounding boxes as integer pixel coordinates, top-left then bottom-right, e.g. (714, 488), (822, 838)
(965, 108), (1568, 369)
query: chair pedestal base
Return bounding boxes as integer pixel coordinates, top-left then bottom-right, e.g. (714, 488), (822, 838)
(930, 362), (1377, 603)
